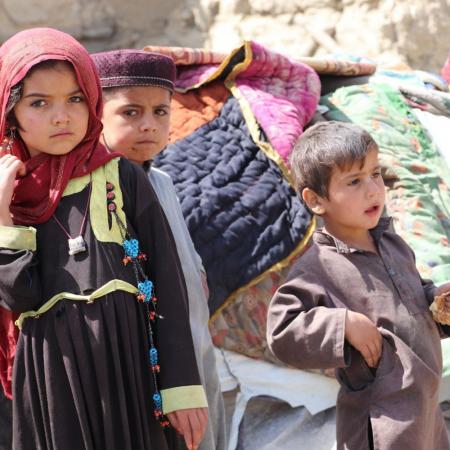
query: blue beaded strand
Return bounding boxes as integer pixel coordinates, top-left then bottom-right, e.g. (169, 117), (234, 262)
(138, 280), (154, 303)
(123, 238), (139, 259)
(106, 181), (169, 428)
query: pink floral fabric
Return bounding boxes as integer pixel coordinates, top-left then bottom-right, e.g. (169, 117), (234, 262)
(174, 41), (321, 164)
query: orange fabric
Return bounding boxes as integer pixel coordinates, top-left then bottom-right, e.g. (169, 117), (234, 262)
(169, 82), (230, 144)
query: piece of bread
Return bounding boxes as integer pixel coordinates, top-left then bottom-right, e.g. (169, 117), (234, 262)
(430, 291), (450, 325)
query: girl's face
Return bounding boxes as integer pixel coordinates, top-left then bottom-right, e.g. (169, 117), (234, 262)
(101, 85), (171, 164)
(13, 61), (89, 158)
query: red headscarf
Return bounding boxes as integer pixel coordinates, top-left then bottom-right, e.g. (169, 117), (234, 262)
(0, 27), (117, 224)
(0, 28), (118, 398)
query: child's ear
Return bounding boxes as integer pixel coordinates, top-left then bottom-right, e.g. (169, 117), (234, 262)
(302, 188), (325, 215)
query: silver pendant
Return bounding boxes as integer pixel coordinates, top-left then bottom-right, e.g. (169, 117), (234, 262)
(68, 235), (87, 256)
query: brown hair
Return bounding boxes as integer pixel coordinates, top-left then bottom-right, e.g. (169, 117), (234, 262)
(290, 121), (377, 199)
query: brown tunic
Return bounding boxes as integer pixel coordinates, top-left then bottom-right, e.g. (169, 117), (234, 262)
(0, 158), (200, 450)
(267, 217), (450, 450)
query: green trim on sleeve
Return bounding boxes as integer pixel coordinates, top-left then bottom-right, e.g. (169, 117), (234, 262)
(0, 225), (36, 251)
(16, 279), (138, 330)
(161, 385), (208, 414)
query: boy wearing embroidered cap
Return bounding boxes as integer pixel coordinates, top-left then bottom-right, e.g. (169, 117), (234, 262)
(0, 28), (207, 450)
(92, 49), (226, 450)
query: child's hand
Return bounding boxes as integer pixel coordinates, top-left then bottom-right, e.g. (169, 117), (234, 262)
(0, 151), (25, 226)
(166, 407), (208, 450)
(345, 310), (382, 368)
(445, 294), (450, 311)
(430, 284), (450, 325)
(435, 283), (450, 309)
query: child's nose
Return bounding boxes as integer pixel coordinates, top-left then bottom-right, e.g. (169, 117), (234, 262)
(141, 114), (156, 132)
(367, 178), (380, 196)
(52, 109), (70, 126)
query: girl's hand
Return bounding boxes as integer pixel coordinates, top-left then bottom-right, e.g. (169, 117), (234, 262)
(166, 407), (208, 450)
(345, 310), (382, 368)
(0, 150), (25, 226)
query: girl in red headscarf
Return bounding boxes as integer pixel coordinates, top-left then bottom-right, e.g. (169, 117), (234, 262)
(0, 28), (207, 450)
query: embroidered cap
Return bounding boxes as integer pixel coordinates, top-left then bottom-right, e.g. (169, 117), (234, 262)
(91, 49), (175, 92)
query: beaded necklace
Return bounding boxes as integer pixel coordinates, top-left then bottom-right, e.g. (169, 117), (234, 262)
(105, 181), (170, 428)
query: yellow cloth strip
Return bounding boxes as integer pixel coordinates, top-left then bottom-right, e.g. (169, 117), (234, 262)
(0, 225), (36, 251)
(227, 81), (294, 185)
(161, 385), (208, 414)
(61, 158), (125, 245)
(175, 41), (252, 93)
(209, 216), (316, 324)
(91, 158), (125, 245)
(62, 173), (90, 197)
(16, 280), (138, 330)
(225, 40), (253, 82)
(208, 54), (316, 324)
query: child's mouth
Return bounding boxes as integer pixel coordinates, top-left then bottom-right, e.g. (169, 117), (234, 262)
(51, 131), (73, 138)
(136, 140), (157, 145)
(364, 205), (380, 215)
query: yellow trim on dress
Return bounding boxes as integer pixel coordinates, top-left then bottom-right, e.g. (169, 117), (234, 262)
(61, 158), (125, 245)
(161, 385), (208, 414)
(16, 279), (138, 330)
(0, 225), (36, 251)
(62, 174), (90, 197)
(90, 158), (126, 245)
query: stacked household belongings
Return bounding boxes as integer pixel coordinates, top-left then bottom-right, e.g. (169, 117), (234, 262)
(145, 42), (450, 450)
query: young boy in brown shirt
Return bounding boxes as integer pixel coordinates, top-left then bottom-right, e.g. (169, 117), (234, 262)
(267, 121), (450, 450)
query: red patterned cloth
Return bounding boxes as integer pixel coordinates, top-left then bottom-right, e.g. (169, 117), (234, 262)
(0, 309), (18, 398)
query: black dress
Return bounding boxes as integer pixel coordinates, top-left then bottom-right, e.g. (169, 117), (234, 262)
(0, 158), (199, 450)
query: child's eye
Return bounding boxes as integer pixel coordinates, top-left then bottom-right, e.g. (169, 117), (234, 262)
(30, 99), (46, 108)
(372, 171), (382, 178)
(123, 109), (138, 117)
(69, 95), (84, 104)
(155, 108), (168, 117)
(348, 178), (360, 186)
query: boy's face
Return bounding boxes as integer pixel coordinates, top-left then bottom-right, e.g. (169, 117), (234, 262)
(319, 146), (385, 239)
(101, 85), (171, 164)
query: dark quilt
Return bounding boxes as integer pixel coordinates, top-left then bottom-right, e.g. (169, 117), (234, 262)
(154, 96), (312, 314)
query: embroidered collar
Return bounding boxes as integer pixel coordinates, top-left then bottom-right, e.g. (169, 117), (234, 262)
(313, 216), (393, 254)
